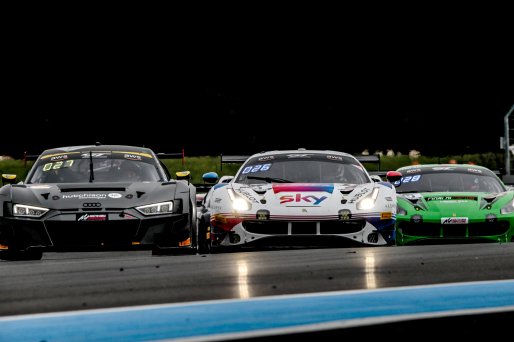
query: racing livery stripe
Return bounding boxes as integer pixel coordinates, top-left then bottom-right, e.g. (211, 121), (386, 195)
(272, 184), (335, 194)
(112, 151), (153, 158)
(1, 280), (513, 341)
(40, 152), (81, 159)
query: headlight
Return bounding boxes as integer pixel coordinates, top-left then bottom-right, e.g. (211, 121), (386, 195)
(228, 189), (252, 211)
(356, 188), (379, 210)
(136, 201), (173, 215)
(500, 198), (514, 214)
(397, 205), (407, 215)
(13, 204), (49, 218)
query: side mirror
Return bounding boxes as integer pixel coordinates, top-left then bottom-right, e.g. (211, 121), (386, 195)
(386, 171), (402, 184)
(202, 172), (219, 184)
(176, 171), (191, 182)
(370, 175), (382, 182)
(1, 174), (17, 186)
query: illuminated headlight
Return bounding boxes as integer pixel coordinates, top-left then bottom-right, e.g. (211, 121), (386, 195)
(500, 198), (514, 214)
(356, 188), (379, 210)
(136, 201), (173, 215)
(13, 204), (49, 218)
(228, 189), (252, 212)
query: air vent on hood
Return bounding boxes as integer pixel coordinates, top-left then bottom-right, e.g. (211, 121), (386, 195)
(59, 187), (126, 192)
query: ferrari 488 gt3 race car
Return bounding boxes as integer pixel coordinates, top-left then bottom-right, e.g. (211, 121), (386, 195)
(394, 164), (514, 245)
(202, 149), (401, 250)
(0, 145), (200, 260)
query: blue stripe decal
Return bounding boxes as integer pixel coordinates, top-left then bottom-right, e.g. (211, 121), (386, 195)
(1, 280), (514, 341)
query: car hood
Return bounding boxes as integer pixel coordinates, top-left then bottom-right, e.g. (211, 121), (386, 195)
(229, 182), (386, 214)
(398, 191), (512, 215)
(9, 182), (180, 209)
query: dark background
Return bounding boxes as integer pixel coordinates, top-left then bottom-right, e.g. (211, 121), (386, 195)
(3, 22), (513, 159)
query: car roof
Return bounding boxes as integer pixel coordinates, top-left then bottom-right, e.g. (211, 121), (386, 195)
(397, 164), (493, 173)
(40, 145), (155, 156)
(248, 149), (356, 159)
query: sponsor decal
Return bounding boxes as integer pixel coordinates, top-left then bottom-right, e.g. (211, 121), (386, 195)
(400, 175), (421, 183)
(385, 203), (396, 208)
(113, 151), (153, 159)
(83, 202), (101, 208)
(41, 152), (80, 160)
(108, 193), (122, 199)
(468, 168), (482, 173)
(77, 214), (107, 221)
(432, 167), (455, 171)
(385, 196), (393, 201)
(124, 154), (142, 161)
(81, 152), (110, 159)
(405, 168), (421, 174)
(426, 196), (477, 201)
(381, 212), (393, 220)
(63, 194), (107, 199)
(441, 217), (468, 224)
(326, 155), (343, 161)
(236, 189), (260, 203)
(272, 183), (334, 194)
(214, 198), (222, 203)
(279, 194), (327, 205)
(258, 156), (275, 161)
(348, 187), (370, 203)
(286, 154), (313, 158)
(50, 155), (68, 161)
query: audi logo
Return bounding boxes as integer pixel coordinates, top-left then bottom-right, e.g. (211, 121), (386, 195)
(83, 202), (102, 208)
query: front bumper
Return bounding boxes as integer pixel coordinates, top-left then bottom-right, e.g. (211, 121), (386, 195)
(0, 209), (191, 251)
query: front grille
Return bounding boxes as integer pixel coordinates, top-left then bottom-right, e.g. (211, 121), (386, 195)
(243, 221), (288, 234)
(243, 220), (366, 236)
(320, 220), (365, 234)
(399, 220), (511, 238)
(45, 220), (140, 247)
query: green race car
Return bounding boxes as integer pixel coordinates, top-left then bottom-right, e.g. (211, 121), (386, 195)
(394, 164), (514, 245)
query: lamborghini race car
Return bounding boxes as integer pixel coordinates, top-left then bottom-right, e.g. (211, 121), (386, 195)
(0, 145), (199, 260)
(203, 149), (401, 249)
(394, 164), (514, 245)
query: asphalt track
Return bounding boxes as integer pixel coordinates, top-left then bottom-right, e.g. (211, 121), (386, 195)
(2, 243), (514, 340)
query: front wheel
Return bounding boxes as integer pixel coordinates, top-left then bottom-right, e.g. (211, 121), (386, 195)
(0, 248), (43, 261)
(197, 219), (211, 254)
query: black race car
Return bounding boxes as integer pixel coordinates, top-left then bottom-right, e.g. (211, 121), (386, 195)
(0, 145), (204, 260)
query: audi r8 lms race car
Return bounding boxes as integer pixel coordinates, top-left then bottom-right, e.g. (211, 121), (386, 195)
(0, 145), (199, 260)
(394, 164), (514, 245)
(203, 149), (401, 250)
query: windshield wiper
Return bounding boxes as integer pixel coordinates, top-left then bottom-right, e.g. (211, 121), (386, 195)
(89, 151), (94, 183)
(246, 176), (293, 183)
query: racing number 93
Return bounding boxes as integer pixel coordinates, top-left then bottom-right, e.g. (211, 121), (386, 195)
(43, 160), (74, 171)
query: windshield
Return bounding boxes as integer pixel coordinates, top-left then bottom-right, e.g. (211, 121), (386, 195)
(27, 152), (163, 183)
(395, 170), (505, 193)
(234, 154), (370, 184)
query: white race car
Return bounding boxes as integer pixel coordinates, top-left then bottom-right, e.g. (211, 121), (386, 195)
(204, 149), (401, 250)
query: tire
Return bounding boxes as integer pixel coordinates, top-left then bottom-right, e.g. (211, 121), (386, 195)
(197, 219), (211, 254)
(0, 248), (43, 261)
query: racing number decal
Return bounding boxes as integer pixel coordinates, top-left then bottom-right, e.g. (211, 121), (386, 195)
(242, 163), (272, 174)
(402, 175), (421, 183)
(42, 160), (74, 171)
